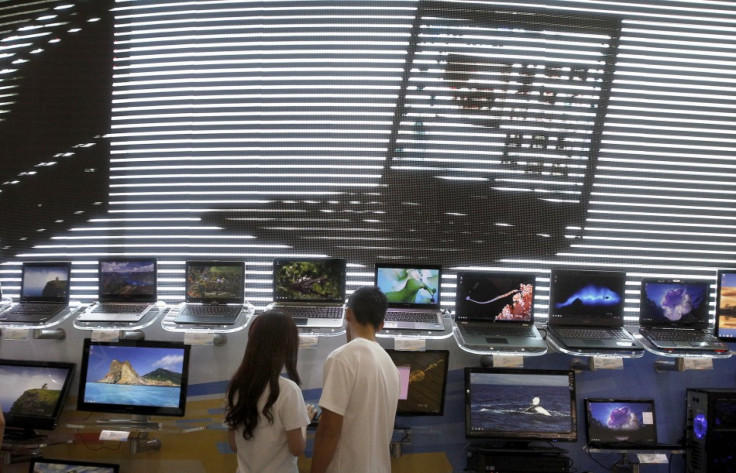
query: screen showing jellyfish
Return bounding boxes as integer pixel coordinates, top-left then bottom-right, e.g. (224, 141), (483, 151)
(548, 270), (626, 321)
(639, 279), (710, 327)
(455, 272), (536, 322)
(585, 400), (657, 446)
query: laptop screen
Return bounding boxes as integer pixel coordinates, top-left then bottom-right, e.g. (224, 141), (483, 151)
(272, 258), (346, 303)
(455, 272), (535, 323)
(185, 261), (245, 304)
(639, 279), (710, 329)
(715, 269), (736, 339)
(375, 264), (441, 309)
(548, 269), (626, 327)
(98, 258), (157, 303)
(585, 399), (658, 447)
(20, 262), (71, 303)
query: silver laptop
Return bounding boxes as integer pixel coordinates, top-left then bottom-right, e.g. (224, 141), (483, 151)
(454, 271), (547, 353)
(174, 261), (245, 325)
(271, 258), (346, 328)
(77, 258), (157, 322)
(0, 262), (71, 324)
(375, 263), (445, 331)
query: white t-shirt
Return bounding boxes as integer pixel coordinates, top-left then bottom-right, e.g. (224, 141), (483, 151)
(318, 337), (400, 473)
(232, 376), (310, 473)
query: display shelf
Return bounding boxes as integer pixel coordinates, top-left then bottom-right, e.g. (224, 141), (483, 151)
(73, 302), (169, 332)
(1, 434), (73, 465)
(161, 301), (254, 334)
(377, 312), (455, 341)
(452, 326), (548, 357)
(633, 332), (732, 359)
(584, 445), (685, 473)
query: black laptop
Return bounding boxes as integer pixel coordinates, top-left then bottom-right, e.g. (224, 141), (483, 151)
(77, 258), (157, 322)
(454, 271), (547, 353)
(547, 269), (642, 353)
(174, 261), (245, 325)
(638, 278), (728, 352)
(0, 262), (71, 324)
(375, 263), (445, 331)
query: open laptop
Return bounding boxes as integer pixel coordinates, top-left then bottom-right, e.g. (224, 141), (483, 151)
(375, 263), (445, 331)
(77, 258), (157, 322)
(271, 258), (346, 328)
(454, 271), (547, 353)
(585, 399), (660, 449)
(638, 278), (728, 352)
(174, 261), (245, 325)
(0, 262), (71, 324)
(546, 269), (643, 353)
(715, 269), (736, 340)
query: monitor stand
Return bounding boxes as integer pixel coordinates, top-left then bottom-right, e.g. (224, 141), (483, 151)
(96, 414), (161, 430)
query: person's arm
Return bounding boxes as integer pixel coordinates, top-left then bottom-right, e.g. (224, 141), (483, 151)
(286, 426), (307, 457)
(310, 408), (343, 473)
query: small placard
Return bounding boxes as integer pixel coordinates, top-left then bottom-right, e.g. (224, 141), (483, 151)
(682, 357), (713, 371)
(184, 332), (216, 346)
(394, 338), (426, 351)
(99, 430), (130, 442)
(492, 355), (524, 368)
(592, 356), (624, 370)
(3, 328), (29, 341)
(637, 453), (669, 464)
(299, 335), (319, 349)
(92, 330), (121, 342)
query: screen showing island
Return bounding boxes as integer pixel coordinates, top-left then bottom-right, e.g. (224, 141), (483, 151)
(30, 459), (119, 473)
(77, 339), (189, 417)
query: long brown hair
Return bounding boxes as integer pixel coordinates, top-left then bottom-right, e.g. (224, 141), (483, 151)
(225, 310), (301, 439)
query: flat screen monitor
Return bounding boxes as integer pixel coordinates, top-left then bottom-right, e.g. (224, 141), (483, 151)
(0, 359), (75, 440)
(465, 368), (577, 443)
(585, 399), (658, 448)
(29, 458), (119, 473)
(386, 350), (449, 416)
(77, 339), (190, 422)
(716, 269), (736, 339)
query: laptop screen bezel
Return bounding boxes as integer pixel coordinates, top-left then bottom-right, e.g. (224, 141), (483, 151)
(547, 269), (626, 327)
(374, 263), (442, 310)
(638, 278), (711, 330)
(584, 398), (658, 448)
(28, 459), (119, 473)
(97, 258), (158, 303)
(272, 258), (347, 304)
(184, 261), (245, 304)
(19, 262), (72, 303)
(715, 269), (736, 340)
(454, 271), (536, 323)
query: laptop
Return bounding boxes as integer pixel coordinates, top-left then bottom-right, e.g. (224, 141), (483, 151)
(77, 258), (157, 322)
(715, 269), (736, 340)
(546, 269), (643, 353)
(374, 263), (445, 331)
(638, 278), (728, 352)
(271, 258), (346, 328)
(454, 271), (547, 353)
(0, 262), (71, 324)
(585, 399), (659, 449)
(174, 261), (245, 325)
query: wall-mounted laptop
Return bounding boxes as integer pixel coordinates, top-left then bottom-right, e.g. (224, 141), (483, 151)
(375, 263), (445, 331)
(271, 258), (346, 328)
(0, 262), (71, 324)
(454, 271), (546, 353)
(547, 269), (643, 354)
(638, 278), (728, 353)
(77, 258), (157, 322)
(174, 261), (245, 325)
(715, 269), (736, 340)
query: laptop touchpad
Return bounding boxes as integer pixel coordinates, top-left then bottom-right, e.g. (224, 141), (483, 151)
(584, 339), (604, 346)
(485, 337), (508, 344)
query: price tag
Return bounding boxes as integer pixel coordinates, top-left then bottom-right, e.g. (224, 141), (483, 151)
(299, 335), (319, 349)
(99, 430), (130, 442)
(3, 328), (29, 340)
(637, 453), (669, 464)
(592, 356), (624, 370)
(394, 338), (426, 351)
(92, 330), (120, 342)
(492, 355), (524, 368)
(184, 332), (216, 346)
(682, 357), (713, 371)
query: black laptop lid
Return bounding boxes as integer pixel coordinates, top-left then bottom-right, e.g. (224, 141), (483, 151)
(639, 278), (710, 330)
(19, 262), (71, 303)
(548, 269), (626, 327)
(185, 261), (245, 304)
(272, 258), (346, 303)
(375, 263), (442, 310)
(455, 271), (535, 323)
(715, 269), (736, 340)
(98, 258), (157, 303)
(29, 458), (119, 473)
(585, 398), (658, 448)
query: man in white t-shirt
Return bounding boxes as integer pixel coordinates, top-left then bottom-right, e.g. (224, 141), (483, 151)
(311, 286), (400, 473)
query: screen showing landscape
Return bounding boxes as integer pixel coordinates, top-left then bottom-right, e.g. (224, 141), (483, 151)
(30, 459), (119, 473)
(21, 264), (70, 299)
(186, 262), (244, 302)
(716, 270), (736, 339)
(99, 259), (156, 298)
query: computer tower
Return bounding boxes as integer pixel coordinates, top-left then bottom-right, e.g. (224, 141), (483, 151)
(686, 388), (736, 473)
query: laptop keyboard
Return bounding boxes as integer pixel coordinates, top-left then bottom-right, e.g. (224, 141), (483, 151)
(463, 324), (536, 337)
(384, 310), (438, 324)
(6, 303), (62, 316)
(179, 305), (242, 317)
(555, 327), (632, 340)
(281, 306), (344, 319)
(645, 329), (717, 342)
(93, 303), (149, 313)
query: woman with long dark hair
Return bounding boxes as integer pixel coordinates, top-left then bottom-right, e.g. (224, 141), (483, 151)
(226, 310), (312, 473)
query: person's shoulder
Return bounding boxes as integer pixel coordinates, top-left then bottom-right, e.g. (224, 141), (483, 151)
(278, 375), (301, 391)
